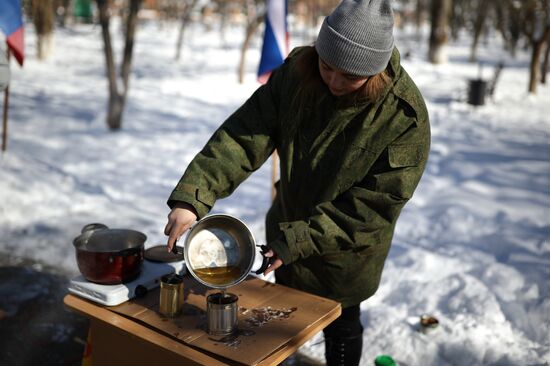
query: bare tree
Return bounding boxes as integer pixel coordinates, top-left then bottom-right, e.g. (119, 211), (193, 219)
(215, 0), (230, 46)
(528, 26), (550, 92)
(415, 0), (428, 33)
(450, 0), (475, 41)
(97, 0), (142, 130)
(288, 0), (337, 44)
(175, 0), (199, 61)
(238, 0), (264, 83)
(428, 0), (452, 64)
(542, 31), (550, 84)
(494, 1), (513, 56)
(31, 0), (56, 60)
(521, 0), (550, 93)
(504, 1), (523, 57)
(469, 0), (491, 62)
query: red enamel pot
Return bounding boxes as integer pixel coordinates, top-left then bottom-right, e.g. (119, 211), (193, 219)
(73, 223), (146, 284)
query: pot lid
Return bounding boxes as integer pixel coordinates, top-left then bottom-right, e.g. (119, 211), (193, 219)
(74, 228), (146, 252)
(145, 245), (185, 263)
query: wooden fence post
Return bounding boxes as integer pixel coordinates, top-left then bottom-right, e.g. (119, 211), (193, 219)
(271, 151), (279, 201)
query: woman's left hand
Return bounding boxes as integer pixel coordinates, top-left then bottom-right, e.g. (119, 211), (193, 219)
(263, 249), (283, 276)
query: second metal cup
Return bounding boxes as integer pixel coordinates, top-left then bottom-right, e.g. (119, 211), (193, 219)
(206, 292), (238, 336)
(159, 273), (184, 317)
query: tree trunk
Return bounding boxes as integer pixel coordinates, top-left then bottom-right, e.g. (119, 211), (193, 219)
(528, 38), (545, 94)
(120, 0), (140, 92)
(175, 0), (199, 61)
(55, 0), (72, 28)
(36, 33), (54, 60)
(495, 2), (512, 54)
(218, 1), (229, 46)
(175, 21), (186, 61)
(98, 1), (118, 99)
(98, 0), (119, 129)
(238, 12), (264, 84)
(415, 0), (428, 39)
(470, 0), (491, 62)
(32, 0), (55, 60)
(507, 2), (522, 58)
(107, 93), (125, 131)
(97, 0), (141, 130)
(450, 0), (472, 41)
(541, 33), (550, 84)
(309, 0), (320, 43)
(428, 0), (452, 64)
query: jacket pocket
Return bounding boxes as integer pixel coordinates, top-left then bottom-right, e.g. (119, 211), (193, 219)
(319, 244), (388, 299)
(375, 143), (424, 200)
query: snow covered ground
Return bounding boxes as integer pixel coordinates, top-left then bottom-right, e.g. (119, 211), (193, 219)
(1, 19), (549, 366)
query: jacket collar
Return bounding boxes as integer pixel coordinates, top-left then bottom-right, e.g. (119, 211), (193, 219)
(388, 47), (402, 78)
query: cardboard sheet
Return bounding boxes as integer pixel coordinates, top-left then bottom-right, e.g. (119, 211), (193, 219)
(109, 275), (340, 365)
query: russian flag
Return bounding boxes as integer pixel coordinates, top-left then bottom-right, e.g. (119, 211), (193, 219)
(257, 0), (288, 84)
(0, 0), (25, 66)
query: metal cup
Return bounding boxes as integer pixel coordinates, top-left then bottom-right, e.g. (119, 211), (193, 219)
(206, 292), (238, 336)
(159, 273), (184, 317)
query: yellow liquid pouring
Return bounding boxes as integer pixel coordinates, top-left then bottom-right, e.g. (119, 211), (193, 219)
(193, 266), (243, 286)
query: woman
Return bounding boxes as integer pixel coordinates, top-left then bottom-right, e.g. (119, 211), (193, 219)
(165, 0), (430, 364)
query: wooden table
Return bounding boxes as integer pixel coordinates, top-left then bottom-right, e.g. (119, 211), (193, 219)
(64, 276), (341, 366)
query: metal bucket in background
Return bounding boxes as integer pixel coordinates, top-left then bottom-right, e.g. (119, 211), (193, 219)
(206, 292), (238, 336)
(467, 79), (487, 106)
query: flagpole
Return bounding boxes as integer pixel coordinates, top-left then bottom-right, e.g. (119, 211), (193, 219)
(271, 150), (279, 201)
(2, 51), (9, 152)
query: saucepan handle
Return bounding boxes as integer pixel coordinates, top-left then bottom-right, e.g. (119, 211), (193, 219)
(171, 238), (179, 254)
(81, 223), (108, 234)
(254, 244), (274, 275)
(76, 223), (109, 245)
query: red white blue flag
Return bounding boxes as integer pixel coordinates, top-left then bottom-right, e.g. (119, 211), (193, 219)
(0, 0), (25, 66)
(257, 0), (288, 84)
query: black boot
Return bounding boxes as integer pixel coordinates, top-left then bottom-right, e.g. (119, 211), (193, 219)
(324, 333), (363, 366)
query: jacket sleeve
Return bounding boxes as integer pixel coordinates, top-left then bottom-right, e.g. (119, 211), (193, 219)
(167, 63), (287, 218)
(269, 114), (430, 265)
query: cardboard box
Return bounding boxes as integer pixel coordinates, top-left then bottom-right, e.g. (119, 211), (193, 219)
(65, 275), (341, 366)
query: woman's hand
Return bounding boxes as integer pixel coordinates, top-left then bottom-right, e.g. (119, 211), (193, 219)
(164, 202), (198, 252)
(263, 249), (283, 276)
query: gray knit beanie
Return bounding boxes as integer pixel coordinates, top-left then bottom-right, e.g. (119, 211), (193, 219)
(315, 0), (395, 76)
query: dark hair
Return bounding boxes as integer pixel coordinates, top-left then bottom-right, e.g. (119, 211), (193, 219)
(292, 46), (392, 110)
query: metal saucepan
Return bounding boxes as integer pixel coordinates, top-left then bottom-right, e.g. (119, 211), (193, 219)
(73, 223), (147, 285)
(183, 214), (271, 289)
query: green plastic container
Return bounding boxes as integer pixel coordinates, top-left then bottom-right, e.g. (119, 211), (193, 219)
(74, 0), (93, 19)
(374, 354), (396, 366)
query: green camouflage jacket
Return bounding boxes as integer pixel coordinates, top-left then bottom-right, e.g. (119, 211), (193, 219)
(168, 47), (430, 307)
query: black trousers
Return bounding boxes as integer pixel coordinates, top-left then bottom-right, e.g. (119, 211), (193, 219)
(323, 305), (364, 366)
